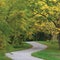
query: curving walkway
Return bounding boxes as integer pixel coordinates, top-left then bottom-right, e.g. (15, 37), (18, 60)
(5, 42), (47, 60)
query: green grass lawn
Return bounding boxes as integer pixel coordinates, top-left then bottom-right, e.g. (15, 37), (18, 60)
(0, 42), (32, 60)
(32, 40), (60, 60)
(0, 51), (11, 60)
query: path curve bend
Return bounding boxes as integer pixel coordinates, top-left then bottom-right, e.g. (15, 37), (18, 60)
(5, 42), (47, 60)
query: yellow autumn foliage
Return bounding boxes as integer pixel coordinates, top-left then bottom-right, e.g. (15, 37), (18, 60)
(0, 1), (6, 7)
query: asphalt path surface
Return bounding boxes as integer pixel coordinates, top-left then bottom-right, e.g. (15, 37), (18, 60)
(6, 42), (47, 60)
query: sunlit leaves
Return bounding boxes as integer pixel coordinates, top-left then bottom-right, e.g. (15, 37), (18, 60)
(0, 0), (60, 49)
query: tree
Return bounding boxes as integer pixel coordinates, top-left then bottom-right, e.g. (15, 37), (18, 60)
(24, 0), (60, 49)
(0, 0), (60, 49)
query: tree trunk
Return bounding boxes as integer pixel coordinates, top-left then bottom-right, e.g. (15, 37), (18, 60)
(52, 20), (60, 49)
(57, 33), (60, 49)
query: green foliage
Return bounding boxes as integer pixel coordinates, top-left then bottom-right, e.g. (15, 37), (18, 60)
(0, 31), (6, 49)
(0, 0), (60, 49)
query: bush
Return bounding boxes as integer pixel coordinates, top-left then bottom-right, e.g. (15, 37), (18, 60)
(0, 31), (6, 49)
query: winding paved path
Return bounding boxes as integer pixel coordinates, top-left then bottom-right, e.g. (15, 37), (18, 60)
(5, 42), (47, 60)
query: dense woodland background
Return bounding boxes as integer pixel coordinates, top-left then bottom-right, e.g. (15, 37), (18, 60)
(0, 0), (60, 50)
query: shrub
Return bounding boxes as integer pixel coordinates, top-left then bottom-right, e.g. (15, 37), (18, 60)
(0, 31), (6, 49)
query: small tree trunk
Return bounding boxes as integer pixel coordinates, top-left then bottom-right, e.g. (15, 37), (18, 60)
(58, 39), (60, 50)
(57, 33), (60, 49)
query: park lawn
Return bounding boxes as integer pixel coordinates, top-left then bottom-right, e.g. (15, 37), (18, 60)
(32, 40), (60, 60)
(0, 42), (32, 60)
(0, 51), (11, 60)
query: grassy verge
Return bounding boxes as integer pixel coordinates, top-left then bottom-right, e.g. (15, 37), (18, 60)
(0, 42), (32, 60)
(0, 51), (11, 60)
(32, 40), (60, 60)
(6, 42), (32, 52)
